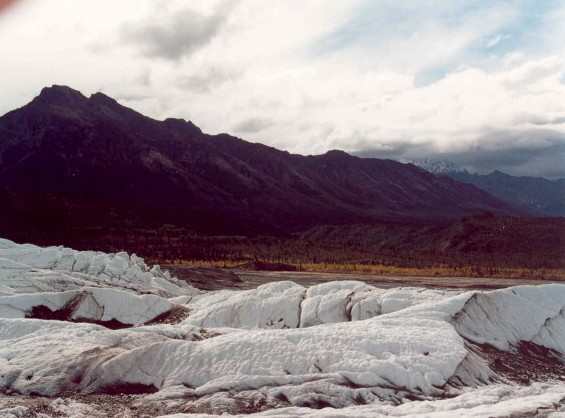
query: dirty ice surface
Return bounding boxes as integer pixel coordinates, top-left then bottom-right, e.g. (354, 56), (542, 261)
(1, 238), (565, 417)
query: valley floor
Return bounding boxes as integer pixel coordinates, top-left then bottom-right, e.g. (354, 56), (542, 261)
(167, 265), (564, 291)
(236, 270), (564, 290)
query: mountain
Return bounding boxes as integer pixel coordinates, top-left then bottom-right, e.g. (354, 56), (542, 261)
(410, 158), (468, 175)
(449, 170), (565, 217)
(412, 159), (565, 217)
(0, 85), (516, 238)
(296, 214), (565, 269)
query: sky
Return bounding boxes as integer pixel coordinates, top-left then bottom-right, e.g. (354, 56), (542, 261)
(1, 0), (565, 178)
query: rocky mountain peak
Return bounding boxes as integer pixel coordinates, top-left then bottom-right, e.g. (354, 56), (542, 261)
(35, 85), (87, 106)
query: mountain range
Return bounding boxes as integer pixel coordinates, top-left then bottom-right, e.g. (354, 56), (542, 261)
(0, 85), (516, 238)
(450, 171), (565, 217)
(412, 159), (565, 217)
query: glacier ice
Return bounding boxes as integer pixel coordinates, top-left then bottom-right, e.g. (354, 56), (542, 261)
(1, 238), (565, 417)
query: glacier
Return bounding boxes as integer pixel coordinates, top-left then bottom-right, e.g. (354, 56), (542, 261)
(0, 238), (565, 417)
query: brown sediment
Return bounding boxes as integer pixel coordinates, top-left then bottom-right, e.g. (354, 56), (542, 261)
(468, 340), (565, 385)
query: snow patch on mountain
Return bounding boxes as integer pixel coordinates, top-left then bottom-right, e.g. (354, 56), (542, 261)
(410, 158), (468, 175)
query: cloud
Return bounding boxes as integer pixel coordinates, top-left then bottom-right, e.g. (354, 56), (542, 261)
(522, 115), (565, 126)
(178, 67), (239, 94)
(135, 68), (152, 87)
(449, 141), (565, 179)
(232, 117), (274, 134)
(121, 1), (236, 61)
(355, 128), (565, 179)
(500, 56), (563, 87)
(114, 92), (151, 102)
(1, 1), (564, 178)
(485, 33), (510, 49)
(312, 1), (519, 74)
(355, 142), (433, 161)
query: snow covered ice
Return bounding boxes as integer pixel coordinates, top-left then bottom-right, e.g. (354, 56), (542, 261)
(1, 238), (565, 417)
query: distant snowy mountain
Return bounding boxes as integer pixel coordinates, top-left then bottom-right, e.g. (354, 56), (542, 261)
(410, 158), (468, 175)
(449, 170), (565, 217)
(412, 159), (565, 217)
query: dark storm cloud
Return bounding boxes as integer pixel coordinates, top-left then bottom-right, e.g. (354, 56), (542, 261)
(353, 128), (565, 179)
(526, 115), (565, 126)
(444, 130), (565, 179)
(121, 2), (236, 61)
(232, 117), (274, 134)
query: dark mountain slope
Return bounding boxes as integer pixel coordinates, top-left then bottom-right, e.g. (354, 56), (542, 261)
(296, 214), (565, 269)
(0, 85), (515, 237)
(449, 170), (565, 217)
